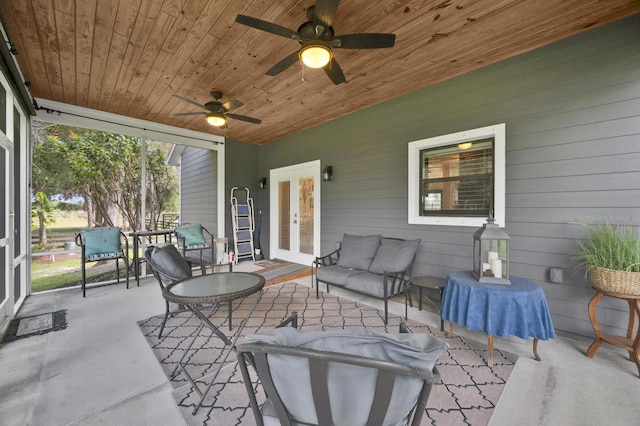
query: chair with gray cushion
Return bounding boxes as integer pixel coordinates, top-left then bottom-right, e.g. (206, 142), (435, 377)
(75, 227), (130, 297)
(314, 234), (421, 324)
(145, 244), (193, 338)
(236, 327), (448, 426)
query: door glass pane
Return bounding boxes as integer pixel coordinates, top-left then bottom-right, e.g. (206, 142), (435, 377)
(0, 84), (6, 133)
(0, 246), (5, 301)
(299, 177), (314, 255)
(0, 144), (5, 239)
(278, 181), (290, 250)
(13, 107), (20, 256)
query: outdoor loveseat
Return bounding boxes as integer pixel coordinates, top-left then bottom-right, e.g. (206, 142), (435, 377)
(313, 234), (421, 324)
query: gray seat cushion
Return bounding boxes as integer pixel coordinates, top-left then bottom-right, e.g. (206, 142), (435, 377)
(368, 238), (421, 275)
(246, 328), (449, 426)
(345, 272), (397, 298)
(336, 234), (381, 271)
(316, 265), (364, 286)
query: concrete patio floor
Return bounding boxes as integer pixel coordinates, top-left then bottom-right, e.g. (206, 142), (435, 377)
(1, 261), (638, 425)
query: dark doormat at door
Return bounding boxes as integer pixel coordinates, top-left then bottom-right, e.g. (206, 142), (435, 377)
(1, 309), (67, 343)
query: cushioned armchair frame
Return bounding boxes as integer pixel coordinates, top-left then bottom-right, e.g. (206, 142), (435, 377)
(237, 342), (439, 426)
(313, 243), (414, 325)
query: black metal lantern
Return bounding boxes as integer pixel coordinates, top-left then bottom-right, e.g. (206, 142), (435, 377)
(472, 216), (511, 284)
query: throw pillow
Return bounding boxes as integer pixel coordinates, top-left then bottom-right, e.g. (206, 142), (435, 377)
(336, 234), (381, 270)
(175, 224), (207, 247)
(368, 238), (421, 274)
(81, 227), (122, 256)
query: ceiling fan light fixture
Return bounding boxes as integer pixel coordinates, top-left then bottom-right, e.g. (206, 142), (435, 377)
(206, 112), (227, 127)
(458, 142), (473, 150)
(299, 42), (332, 68)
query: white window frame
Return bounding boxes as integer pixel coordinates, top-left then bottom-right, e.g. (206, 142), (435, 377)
(408, 123), (506, 227)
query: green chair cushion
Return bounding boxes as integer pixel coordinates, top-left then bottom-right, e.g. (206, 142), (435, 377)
(81, 227), (122, 257)
(175, 224), (207, 247)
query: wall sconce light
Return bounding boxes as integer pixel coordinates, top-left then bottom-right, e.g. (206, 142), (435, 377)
(322, 166), (333, 181)
(259, 177), (267, 189)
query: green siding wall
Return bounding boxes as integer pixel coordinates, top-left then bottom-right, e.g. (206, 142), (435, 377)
(251, 15), (640, 338)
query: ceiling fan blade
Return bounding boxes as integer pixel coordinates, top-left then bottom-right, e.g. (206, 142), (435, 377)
(313, 0), (340, 28)
(324, 58), (346, 85)
(174, 95), (207, 110)
(235, 15), (299, 39)
(266, 51), (300, 76)
(226, 113), (262, 124)
(336, 33), (396, 49)
(174, 112), (206, 116)
(222, 100), (244, 111)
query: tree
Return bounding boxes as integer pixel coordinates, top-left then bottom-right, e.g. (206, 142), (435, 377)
(32, 123), (179, 233)
(31, 191), (55, 246)
(31, 122), (75, 245)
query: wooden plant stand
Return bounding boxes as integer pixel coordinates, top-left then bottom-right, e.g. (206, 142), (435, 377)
(586, 289), (640, 377)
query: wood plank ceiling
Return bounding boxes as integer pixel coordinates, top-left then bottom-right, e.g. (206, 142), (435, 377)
(2, 1), (639, 145)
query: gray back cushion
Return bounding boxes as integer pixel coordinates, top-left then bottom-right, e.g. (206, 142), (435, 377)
(145, 244), (192, 285)
(246, 327), (448, 425)
(336, 234), (381, 271)
(368, 238), (421, 274)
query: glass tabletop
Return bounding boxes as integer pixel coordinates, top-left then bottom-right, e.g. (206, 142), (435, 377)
(163, 272), (265, 304)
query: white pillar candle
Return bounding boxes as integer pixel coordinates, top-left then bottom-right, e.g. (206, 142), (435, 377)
(491, 258), (502, 278)
(488, 251), (499, 264)
(483, 262), (491, 273)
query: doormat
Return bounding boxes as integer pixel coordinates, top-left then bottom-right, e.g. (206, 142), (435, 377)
(1, 309), (67, 343)
(253, 259), (283, 268)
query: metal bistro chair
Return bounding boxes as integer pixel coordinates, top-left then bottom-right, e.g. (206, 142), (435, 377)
(174, 223), (215, 274)
(145, 243), (235, 337)
(144, 244), (193, 338)
(76, 227), (130, 297)
(237, 328), (447, 426)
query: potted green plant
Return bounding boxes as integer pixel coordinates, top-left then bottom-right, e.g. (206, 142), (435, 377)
(574, 218), (640, 296)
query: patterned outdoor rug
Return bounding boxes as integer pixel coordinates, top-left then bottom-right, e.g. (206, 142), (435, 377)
(138, 283), (517, 425)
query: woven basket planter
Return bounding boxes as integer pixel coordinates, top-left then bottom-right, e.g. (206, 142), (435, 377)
(588, 265), (640, 296)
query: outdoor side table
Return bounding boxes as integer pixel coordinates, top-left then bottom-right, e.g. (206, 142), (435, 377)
(441, 270), (556, 368)
(586, 289), (640, 377)
(405, 275), (447, 331)
(163, 272), (265, 414)
(130, 229), (175, 286)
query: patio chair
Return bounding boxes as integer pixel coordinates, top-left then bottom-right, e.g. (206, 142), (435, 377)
(174, 223), (215, 274)
(144, 244), (193, 338)
(75, 227), (130, 298)
(145, 243), (234, 337)
(236, 327), (448, 426)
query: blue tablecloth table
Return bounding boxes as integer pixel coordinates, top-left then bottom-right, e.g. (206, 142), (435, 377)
(441, 271), (556, 367)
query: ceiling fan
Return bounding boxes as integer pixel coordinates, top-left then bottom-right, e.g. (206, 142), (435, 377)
(235, 0), (396, 85)
(174, 91), (261, 127)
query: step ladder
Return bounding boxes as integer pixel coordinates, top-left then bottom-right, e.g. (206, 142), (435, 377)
(230, 187), (255, 262)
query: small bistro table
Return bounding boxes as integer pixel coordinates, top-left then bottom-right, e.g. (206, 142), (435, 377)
(163, 272), (265, 414)
(130, 229), (175, 286)
(586, 289), (640, 377)
(441, 271), (556, 368)
(405, 275), (447, 331)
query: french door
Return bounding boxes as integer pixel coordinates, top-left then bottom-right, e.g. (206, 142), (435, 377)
(269, 160), (320, 265)
(0, 70), (28, 325)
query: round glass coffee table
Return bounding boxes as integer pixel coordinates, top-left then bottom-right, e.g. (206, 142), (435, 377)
(163, 272), (265, 414)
